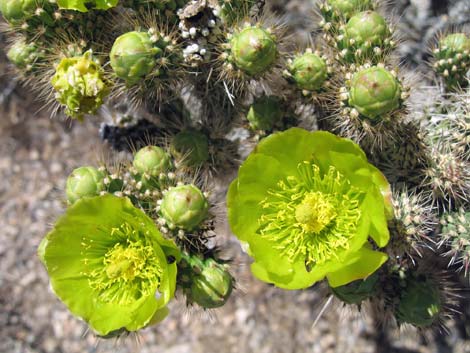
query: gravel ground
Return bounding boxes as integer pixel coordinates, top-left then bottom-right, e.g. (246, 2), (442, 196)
(1, 1), (470, 353)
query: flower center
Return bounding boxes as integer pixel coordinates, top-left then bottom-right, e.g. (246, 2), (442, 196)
(85, 223), (164, 305)
(295, 192), (337, 233)
(258, 162), (362, 268)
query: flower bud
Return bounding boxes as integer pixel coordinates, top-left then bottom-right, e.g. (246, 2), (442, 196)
(110, 31), (161, 85)
(188, 258), (233, 309)
(133, 146), (172, 177)
(66, 166), (105, 204)
(344, 11), (389, 52)
(230, 26), (277, 76)
(348, 66), (401, 120)
(7, 40), (41, 71)
(170, 130), (209, 167)
(0, 0), (42, 23)
(161, 184), (209, 230)
(287, 52), (328, 91)
(246, 95), (282, 130)
(326, 0), (372, 20)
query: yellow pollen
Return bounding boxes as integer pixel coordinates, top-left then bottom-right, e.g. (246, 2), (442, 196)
(104, 244), (142, 281)
(295, 191), (337, 233)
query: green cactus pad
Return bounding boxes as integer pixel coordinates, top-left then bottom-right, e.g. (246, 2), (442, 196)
(230, 26), (278, 76)
(51, 50), (109, 119)
(110, 31), (161, 85)
(170, 130), (210, 167)
(246, 96), (282, 131)
(395, 275), (442, 327)
(161, 184), (209, 230)
(66, 166), (105, 204)
(331, 273), (379, 304)
(287, 52), (328, 91)
(348, 66), (401, 120)
(7, 40), (41, 71)
(133, 146), (172, 177)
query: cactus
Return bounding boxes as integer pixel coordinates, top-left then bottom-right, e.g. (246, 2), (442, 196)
(65, 166), (105, 204)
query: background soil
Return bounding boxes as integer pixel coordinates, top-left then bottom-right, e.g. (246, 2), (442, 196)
(1, 1), (470, 352)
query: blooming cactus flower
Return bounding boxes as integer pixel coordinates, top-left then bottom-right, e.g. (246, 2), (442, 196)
(56, 0), (117, 12)
(51, 50), (109, 119)
(227, 128), (392, 289)
(38, 194), (180, 336)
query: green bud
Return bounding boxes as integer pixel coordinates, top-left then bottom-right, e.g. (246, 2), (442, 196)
(246, 96), (282, 130)
(51, 50), (108, 119)
(230, 26), (277, 76)
(133, 146), (172, 177)
(66, 166), (105, 204)
(57, 0), (117, 12)
(0, 0), (41, 23)
(344, 11), (389, 51)
(161, 184), (209, 230)
(348, 66), (401, 120)
(395, 276), (442, 327)
(7, 40), (41, 71)
(287, 52), (328, 91)
(110, 31), (161, 85)
(170, 130), (209, 167)
(188, 258), (233, 309)
(331, 273), (378, 305)
(326, 0), (372, 20)
(440, 33), (470, 53)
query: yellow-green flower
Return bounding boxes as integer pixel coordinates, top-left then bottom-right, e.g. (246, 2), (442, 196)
(38, 194), (180, 336)
(227, 128), (392, 289)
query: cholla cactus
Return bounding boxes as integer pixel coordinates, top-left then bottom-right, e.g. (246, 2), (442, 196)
(439, 208), (470, 277)
(2, 0), (468, 337)
(433, 32), (470, 91)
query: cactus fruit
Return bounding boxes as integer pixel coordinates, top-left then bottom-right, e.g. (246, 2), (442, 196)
(246, 95), (282, 131)
(133, 145), (173, 177)
(433, 33), (470, 91)
(228, 25), (277, 76)
(161, 184), (209, 230)
(170, 130), (210, 167)
(65, 166), (105, 204)
(51, 50), (109, 119)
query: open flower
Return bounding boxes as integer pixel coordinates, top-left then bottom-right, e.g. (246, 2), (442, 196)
(38, 194), (180, 336)
(227, 128), (392, 289)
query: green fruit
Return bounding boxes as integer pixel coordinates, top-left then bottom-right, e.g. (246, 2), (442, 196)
(110, 31), (161, 85)
(331, 273), (379, 304)
(161, 184), (209, 230)
(0, 0), (41, 23)
(230, 26), (277, 76)
(288, 52), (328, 91)
(51, 50), (109, 119)
(395, 276), (442, 327)
(348, 66), (401, 120)
(325, 0), (372, 20)
(66, 166), (105, 204)
(189, 258), (233, 309)
(344, 11), (389, 52)
(7, 40), (41, 70)
(246, 96), (282, 130)
(170, 130), (209, 167)
(133, 146), (172, 177)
